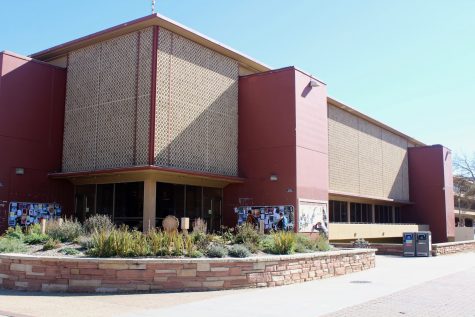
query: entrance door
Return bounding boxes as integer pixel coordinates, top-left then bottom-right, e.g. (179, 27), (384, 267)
(203, 187), (222, 233)
(75, 185), (95, 222)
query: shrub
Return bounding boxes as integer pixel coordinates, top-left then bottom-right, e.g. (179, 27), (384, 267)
(190, 231), (210, 252)
(228, 244), (251, 258)
(315, 235), (331, 251)
(206, 244), (228, 258)
(192, 218), (207, 234)
(43, 238), (61, 251)
(46, 218), (83, 242)
(189, 250), (203, 258)
(83, 214), (114, 234)
(24, 233), (49, 245)
(271, 231), (296, 254)
(234, 223), (261, 250)
(5, 226), (24, 240)
(352, 238), (370, 249)
(27, 224), (43, 235)
(60, 247), (80, 255)
(76, 236), (93, 250)
(0, 237), (27, 253)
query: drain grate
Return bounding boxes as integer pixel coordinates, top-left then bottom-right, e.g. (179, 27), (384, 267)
(350, 280), (372, 284)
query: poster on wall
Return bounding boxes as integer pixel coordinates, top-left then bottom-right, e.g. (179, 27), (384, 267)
(298, 200), (328, 235)
(8, 202), (61, 227)
(234, 205), (294, 231)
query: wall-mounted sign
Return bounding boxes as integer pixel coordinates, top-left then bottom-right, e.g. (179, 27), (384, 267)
(8, 202), (61, 227)
(298, 200), (328, 236)
(234, 205), (294, 231)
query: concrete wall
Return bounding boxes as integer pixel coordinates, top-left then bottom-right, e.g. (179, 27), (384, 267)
(405, 145), (455, 243)
(0, 52), (74, 231)
(328, 104), (410, 201)
(154, 28), (239, 176)
(329, 223), (429, 240)
(455, 227), (474, 241)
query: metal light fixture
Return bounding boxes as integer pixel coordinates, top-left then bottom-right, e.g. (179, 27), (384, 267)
(270, 174), (278, 182)
(15, 168), (24, 175)
(309, 80), (319, 87)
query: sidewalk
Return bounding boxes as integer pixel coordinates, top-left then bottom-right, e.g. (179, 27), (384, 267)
(0, 252), (474, 317)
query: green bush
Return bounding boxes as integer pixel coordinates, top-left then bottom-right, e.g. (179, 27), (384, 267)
(60, 247), (80, 255)
(5, 226), (24, 240)
(189, 250), (203, 258)
(46, 218), (83, 242)
(0, 237), (27, 253)
(76, 236), (93, 250)
(228, 244), (251, 258)
(190, 231), (211, 252)
(315, 236), (331, 251)
(206, 245), (228, 258)
(24, 233), (49, 245)
(83, 214), (114, 234)
(234, 223), (261, 252)
(27, 224), (43, 235)
(271, 231), (296, 254)
(43, 238), (61, 251)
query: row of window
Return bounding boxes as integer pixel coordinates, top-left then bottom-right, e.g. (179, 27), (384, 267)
(329, 200), (402, 224)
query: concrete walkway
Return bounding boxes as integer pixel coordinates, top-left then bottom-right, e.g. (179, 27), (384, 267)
(0, 252), (474, 317)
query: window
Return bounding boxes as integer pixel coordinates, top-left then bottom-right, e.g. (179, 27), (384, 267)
(96, 184), (113, 217)
(394, 207), (401, 223)
(375, 205), (393, 223)
(329, 200), (348, 223)
(114, 182), (144, 229)
(350, 203), (372, 223)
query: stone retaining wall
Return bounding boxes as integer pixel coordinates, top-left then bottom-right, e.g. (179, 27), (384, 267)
(432, 240), (475, 256)
(0, 249), (375, 293)
(332, 243), (403, 256)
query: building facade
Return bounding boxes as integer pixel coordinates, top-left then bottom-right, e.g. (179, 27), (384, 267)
(0, 14), (455, 242)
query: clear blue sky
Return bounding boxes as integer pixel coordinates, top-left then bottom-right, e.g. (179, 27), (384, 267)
(1, 1), (474, 155)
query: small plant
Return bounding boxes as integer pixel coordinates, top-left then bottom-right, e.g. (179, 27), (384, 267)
(83, 214), (114, 234)
(189, 250), (203, 258)
(271, 231), (296, 254)
(235, 223), (261, 252)
(24, 233), (49, 245)
(46, 218), (83, 242)
(5, 226), (24, 240)
(352, 238), (370, 249)
(315, 235), (331, 251)
(192, 218), (208, 234)
(228, 244), (251, 258)
(76, 236), (93, 250)
(60, 247), (80, 255)
(0, 237), (27, 253)
(206, 244), (228, 258)
(43, 238), (61, 251)
(26, 224), (43, 235)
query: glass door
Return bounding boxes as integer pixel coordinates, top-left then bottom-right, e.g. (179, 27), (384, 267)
(203, 187), (222, 233)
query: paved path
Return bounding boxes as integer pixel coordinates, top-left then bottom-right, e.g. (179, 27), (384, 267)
(0, 252), (474, 317)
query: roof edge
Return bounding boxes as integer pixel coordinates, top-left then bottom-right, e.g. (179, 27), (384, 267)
(30, 14), (271, 73)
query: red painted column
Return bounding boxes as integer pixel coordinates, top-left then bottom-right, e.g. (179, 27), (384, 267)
(405, 145), (455, 243)
(0, 52), (73, 229)
(223, 67), (329, 229)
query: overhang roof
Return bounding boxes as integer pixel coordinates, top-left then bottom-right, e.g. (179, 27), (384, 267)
(30, 14), (271, 73)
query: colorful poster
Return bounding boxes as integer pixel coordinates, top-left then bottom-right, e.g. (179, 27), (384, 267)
(8, 202), (61, 227)
(298, 200), (328, 235)
(234, 205), (294, 231)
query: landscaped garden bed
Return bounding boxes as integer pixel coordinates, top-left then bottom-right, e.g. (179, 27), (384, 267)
(0, 216), (376, 293)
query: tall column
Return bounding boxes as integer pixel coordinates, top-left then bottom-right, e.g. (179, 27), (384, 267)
(143, 178), (156, 232)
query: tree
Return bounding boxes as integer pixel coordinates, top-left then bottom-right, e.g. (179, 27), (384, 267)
(453, 153), (475, 226)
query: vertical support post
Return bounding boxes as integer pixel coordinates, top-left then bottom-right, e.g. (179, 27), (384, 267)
(371, 204), (375, 224)
(143, 178), (156, 233)
(347, 201), (351, 223)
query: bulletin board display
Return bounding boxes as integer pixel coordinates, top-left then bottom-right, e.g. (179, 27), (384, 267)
(8, 202), (62, 227)
(234, 205), (294, 230)
(298, 200), (328, 235)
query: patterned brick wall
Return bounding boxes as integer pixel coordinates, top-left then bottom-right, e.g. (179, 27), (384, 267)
(0, 249), (375, 293)
(62, 28), (153, 172)
(432, 241), (475, 256)
(328, 105), (410, 201)
(154, 28), (239, 176)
